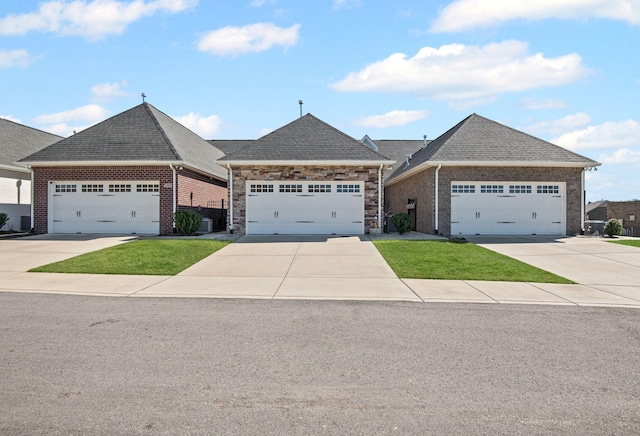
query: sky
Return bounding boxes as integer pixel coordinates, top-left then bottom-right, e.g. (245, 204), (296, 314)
(0, 0), (638, 203)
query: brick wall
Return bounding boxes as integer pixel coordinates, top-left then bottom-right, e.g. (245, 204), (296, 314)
(176, 169), (228, 209)
(385, 166), (584, 236)
(607, 200), (640, 234)
(32, 165), (174, 234)
(229, 165), (382, 234)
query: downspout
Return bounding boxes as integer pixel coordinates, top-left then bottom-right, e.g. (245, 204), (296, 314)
(378, 163), (383, 231)
(581, 167), (587, 232)
(170, 164), (177, 230)
(434, 164), (442, 234)
(227, 164), (234, 233)
(29, 166), (34, 232)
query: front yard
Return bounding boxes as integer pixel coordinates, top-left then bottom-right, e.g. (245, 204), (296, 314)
(608, 239), (640, 248)
(373, 240), (572, 284)
(30, 239), (230, 275)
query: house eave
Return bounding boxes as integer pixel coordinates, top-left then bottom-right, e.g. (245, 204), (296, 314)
(385, 160), (601, 186)
(0, 163), (29, 173)
(222, 159), (395, 167)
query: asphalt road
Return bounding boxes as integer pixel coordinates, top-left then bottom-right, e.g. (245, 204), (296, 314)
(1, 294), (639, 435)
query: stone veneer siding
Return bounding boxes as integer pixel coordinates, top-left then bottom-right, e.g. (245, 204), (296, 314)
(33, 165), (174, 234)
(229, 165), (382, 234)
(385, 166), (584, 236)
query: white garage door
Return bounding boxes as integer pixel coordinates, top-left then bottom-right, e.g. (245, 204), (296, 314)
(49, 181), (160, 234)
(246, 181), (364, 235)
(451, 182), (565, 235)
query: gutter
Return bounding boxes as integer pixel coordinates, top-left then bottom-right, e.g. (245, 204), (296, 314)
(227, 164), (234, 233)
(378, 163), (383, 230)
(29, 165), (34, 232)
(434, 164), (441, 234)
(581, 167), (587, 232)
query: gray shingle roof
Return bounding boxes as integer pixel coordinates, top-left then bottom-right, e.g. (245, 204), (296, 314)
(220, 114), (393, 162)
(20, 103), (227, 180)
(361, 137), (430, 177)
(0, 118), (62, 171)
(207, 139), (256, 156)
(387, 113), (599, 182)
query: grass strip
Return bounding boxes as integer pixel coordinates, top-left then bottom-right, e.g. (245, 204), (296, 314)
(30, 239), (231, 275)
(608, 239), (640, 248)
(373, 240), (572, 284)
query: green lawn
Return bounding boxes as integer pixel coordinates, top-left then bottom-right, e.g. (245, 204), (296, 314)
(609, 239), (640, 248)
(373, 240), (572, 284)
(30, 239), (231, 275)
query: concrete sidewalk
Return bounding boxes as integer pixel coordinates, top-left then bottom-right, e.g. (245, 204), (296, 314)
(1, 233), (639, 307)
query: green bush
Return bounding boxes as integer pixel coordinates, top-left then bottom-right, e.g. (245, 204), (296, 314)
(603, 218), (622, 237)
(0, 212), (8, 230)
(391, 213), (412, 234)
(173, 210), (203, 235)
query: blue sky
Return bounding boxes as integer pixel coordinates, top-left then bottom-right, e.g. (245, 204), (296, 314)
(0, 0), (638, 202)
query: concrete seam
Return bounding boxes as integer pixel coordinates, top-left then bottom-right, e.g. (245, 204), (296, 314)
(464, 280), (499, 303)
(128, 276), (174, 297)
(272, 242), (301, 299)
(400, 278), (425, 302)
(528, 282), (577, 305)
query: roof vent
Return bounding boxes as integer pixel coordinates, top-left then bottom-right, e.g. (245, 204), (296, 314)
(423, 134), (427, 149)
(405, 153), (412, 168)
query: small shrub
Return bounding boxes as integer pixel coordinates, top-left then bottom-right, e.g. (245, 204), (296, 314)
(391, 213), (412, 234)
(603, 218), (622, 238)
(173, 210), (203, 235)
(0, 212), (8, 230)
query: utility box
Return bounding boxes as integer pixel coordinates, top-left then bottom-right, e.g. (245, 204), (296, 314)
(198, 218), (212, 233)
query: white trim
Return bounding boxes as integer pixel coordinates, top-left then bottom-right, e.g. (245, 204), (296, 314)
(223, 160), (394, 167)
(434, 163), (441, 233)
(581, 167), (586, 231)
(30, 166), (34, 231)
(378, 163), (382, 229)
(23, 160), (182, 167)
(0, 163), (30, 173)
(170, 164), (177, 228)
(227, 164), (234, 232)
(386, 160), (601, 186)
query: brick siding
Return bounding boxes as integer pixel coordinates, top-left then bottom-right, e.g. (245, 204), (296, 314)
(176, 169), (228, 209)
(33, 165), (185, 235)
(229, 165), (382, 234)
(385, 166), (584, 236)
(606, 200), (640, 234)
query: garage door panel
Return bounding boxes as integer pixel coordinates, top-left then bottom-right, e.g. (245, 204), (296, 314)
(50, 181), (160, 234)
(245, 181), (364, 235)
(451, 182), (565, 236)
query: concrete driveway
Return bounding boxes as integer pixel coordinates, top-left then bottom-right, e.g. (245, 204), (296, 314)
(136, 235), (421, 301)
(468, 236), (640, 297)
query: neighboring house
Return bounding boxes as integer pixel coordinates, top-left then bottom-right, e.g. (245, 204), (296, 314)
(385, 114), (600, 236)
(220, 114), (393, 235)
(20, 103), (227, 235)
(586, 200), (639, 235)
(0, 118), (62, 231)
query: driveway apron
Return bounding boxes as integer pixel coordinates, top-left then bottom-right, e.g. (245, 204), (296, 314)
(138, 235), (421, 301)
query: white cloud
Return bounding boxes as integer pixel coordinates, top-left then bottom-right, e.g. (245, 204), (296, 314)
(249, 0), (276, 6)
(0, 114), (22, 123)
(91, 81), (129, 102)
(430, 0), (640, 33)
(173, 112), (222, 138)
(0, 49), (33, 68)
(258, 127), (273, 137)
(197, 22), (300, 56)
(0, 0), (197, 40)
(525, 112), (592, 136)
(332, 0), (362, 11)
(520, 97), (566, 110)
(329, 40), (590, 102)
(354, 110), (429, 128)
(34, 104), (109, 124)
(553, 119), (640, 151)
(598, 148), (640, 165)
(45, 123), (93, 137)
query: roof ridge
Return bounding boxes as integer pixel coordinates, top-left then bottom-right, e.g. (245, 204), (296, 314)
(143, 103), (181, 161)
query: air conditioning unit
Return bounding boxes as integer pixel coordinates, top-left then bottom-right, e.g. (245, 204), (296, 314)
(198, 218), (212, 233)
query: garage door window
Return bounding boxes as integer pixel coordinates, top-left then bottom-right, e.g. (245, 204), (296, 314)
(452, 185), (475, 194)
(250, 184), (273, 193)
(337, 184), (360, 193)
(109, 184), (132, 192)
(55, 184), (76, 193)
(509, 185), (532, 194)
(308, 184), (331, 193)
(82, 184), (103, 193)
(137, 184), (160, 192)
(537, 185), (559, 194)
(480, 185), (503, 194)
(279, 184), (302, 193)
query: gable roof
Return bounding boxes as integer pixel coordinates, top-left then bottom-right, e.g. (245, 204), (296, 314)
(220, 114), (393, 164)
(586, 200), (608, 213)
(361, 136), (429, 177)
(387, 113), (600, 183)
(20, 103), (227, 180)
(0, 118), (62, 173)
(207, 139), (256, 156)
